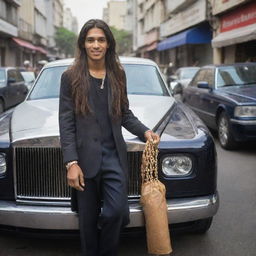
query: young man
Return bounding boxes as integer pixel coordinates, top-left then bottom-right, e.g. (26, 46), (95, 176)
(59, 19), (159, 256)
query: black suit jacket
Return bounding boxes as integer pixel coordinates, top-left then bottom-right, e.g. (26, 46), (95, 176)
(59, 71), (149, 179)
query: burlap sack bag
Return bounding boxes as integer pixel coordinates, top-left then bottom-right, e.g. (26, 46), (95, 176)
(140, 141), (172, 255)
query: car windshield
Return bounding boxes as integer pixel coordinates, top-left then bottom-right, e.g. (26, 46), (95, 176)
(216, 65), (256, 88)
(0, 70), (6, 87)
(180, 68), (199, 79)
(29, 64), (169, 100)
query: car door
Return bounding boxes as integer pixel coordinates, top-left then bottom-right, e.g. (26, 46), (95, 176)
(195, 68), (217, 128)
(183, 69), (207, 120)
(14, 69), (28, 103)
(6, 69), (27, 107)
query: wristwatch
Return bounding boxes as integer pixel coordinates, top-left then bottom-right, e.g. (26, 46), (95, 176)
(66, 160), (78, 170)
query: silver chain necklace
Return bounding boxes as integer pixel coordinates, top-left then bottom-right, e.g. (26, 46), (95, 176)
(100, 74), (106, 89)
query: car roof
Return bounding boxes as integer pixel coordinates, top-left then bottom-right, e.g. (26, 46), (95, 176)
(44, 56), (157, 68)
(201, 62), (256, 69)
(0, 67), (17, 70)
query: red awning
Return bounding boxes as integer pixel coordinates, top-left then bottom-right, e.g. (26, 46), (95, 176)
(12, 37), (37, 51)
(12, 38), (48, 55)
(35, 46), (48, 55)
(146, 42), (158, 52)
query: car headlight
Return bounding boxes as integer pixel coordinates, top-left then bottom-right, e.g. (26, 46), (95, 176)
(162, 155), (192, 176)
(234, 106), (256, 118)
(0, 153), (6, 176)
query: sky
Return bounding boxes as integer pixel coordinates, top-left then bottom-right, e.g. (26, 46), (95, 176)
(64, 0), (109, 30)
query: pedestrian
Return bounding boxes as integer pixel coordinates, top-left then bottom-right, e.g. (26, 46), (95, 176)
(58, 19), (160, 256)
(23, 60), (34, 72)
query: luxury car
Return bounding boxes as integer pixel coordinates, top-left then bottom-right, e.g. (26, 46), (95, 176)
(0, 57), (218, 234)
(183, 63), (256, 149)
(0, 67), (28, 113)
(170, 67), (200, 94)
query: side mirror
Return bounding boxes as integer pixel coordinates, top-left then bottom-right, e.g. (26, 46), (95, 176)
(8, 78), (16, 84)
(197, 81), (210, 89)
(173, 83), (182, 95)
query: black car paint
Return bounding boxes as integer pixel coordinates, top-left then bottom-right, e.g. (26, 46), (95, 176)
(183, 64), (256, 142)
(0, 68), (28, 111)
(0, 102), (217, 203)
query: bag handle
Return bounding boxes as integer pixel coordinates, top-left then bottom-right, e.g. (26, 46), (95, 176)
(141, 140), (159, 183)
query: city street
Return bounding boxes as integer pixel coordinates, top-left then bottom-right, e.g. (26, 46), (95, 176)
(0, 137), (255, 256)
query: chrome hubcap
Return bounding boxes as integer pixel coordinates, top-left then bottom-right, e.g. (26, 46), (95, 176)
(219, 116), (228, 145)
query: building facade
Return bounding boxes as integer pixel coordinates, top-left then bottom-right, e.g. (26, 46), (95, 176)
(157, 0), (213, 70)
(0, 0), (20, 66)
(103, 0), (127, 30)
(211, 0), (256, 64)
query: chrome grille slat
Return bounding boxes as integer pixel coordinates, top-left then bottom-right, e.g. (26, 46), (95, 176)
(15, 147), (142, 200)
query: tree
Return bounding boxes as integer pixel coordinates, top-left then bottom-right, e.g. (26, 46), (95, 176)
(55, 27), (77, 57)
(110, 26), (132, 55)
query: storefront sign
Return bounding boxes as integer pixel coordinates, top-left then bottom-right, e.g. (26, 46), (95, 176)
(212, 0), (247, 15)
(160, 0), (206, 38)
(221, 2), (256, 32)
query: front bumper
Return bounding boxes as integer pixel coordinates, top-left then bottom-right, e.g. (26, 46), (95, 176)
(230, 119), (256, 141)
(0, 192), (219, 230)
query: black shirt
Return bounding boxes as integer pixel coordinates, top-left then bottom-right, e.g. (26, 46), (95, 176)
(90, 75), (115, 149)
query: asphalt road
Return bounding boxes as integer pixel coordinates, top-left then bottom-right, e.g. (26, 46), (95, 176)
(0, 138), (256, 256)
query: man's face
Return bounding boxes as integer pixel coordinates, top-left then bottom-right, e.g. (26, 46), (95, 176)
(84, 27), (109, 62)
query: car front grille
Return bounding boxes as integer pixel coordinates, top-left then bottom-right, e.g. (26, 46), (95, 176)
(14, 147), (142, 201)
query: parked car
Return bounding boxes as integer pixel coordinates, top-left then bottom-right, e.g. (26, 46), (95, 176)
(0, 57), (218, 234)
(183, 63), (256, 149)
(20, 71), (35, 90)
(0, 67), (28, 113)
(170, 67), (200, 94)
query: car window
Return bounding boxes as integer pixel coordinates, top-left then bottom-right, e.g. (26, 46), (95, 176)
(29, 66), (68, 100)
(124, 64), (169, 96)
(15, 70), (24, 82)
(0, 70), (6, 87)
(216, 65), (256, 88)
(29, 64), (169, 100)
(21, 72), (35, 83)
(180, 68), (199, 80)
(8, 70), (16, 81)
(190, 69), (206, 87)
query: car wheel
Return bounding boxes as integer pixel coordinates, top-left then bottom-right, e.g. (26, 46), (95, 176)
(217, 112), (237, 149)
(0, 100), (4, 114)
(192, 217), (213, 234)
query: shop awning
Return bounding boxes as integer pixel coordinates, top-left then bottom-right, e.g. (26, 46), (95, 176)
(12, 38), (48, 55)
(35, 46), (48, 55)
(212, 23), (256, 48)
(157, 24), (212, 51)
(12, 37), (37, 51)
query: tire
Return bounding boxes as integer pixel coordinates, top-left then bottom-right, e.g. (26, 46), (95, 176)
(217, 111), (237, 149)
(0, 99), (4, 114)
(192, 217), (213, 234)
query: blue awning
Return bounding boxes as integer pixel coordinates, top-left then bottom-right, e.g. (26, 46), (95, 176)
(157, 24), (212, 51)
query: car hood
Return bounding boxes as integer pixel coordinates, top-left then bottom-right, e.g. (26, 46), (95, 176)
(11, 95), (175, 142)
(218, 86), (256, 104)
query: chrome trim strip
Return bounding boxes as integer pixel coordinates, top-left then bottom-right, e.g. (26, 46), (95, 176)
(230, 119), (256, 125)
(12, 136), (146, 152)
(190, 106), (215, 117)
(0, 193), (219, 229)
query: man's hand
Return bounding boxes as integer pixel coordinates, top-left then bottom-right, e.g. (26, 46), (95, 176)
(144, 130), (160, 145)
(67, 164), (85, 191)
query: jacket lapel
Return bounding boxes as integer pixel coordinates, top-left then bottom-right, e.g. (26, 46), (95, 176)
(107, 76), (112, 116)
